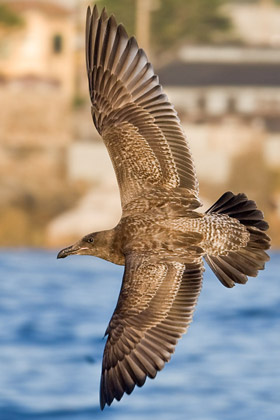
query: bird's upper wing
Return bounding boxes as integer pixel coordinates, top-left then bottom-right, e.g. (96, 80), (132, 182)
(100, 254), (204, 409)
(86, 6), (200, 210)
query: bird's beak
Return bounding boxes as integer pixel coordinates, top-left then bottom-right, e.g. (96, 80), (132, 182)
(57, 244), (80, 259)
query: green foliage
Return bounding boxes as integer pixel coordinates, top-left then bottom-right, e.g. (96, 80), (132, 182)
(0, 5), (23, 27)
(229, 0), (280, 4)
(94, 0), (135, 36)
(153, 0), (232, 50)
(72, 94), (87, 109)
(95, 0), (232, 52)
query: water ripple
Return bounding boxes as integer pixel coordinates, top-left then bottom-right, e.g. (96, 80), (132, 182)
(0, 250), (279, 420)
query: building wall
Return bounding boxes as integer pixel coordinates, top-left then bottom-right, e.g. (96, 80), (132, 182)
(165, 86), (280, 118)
(265, 134), (280, 169)
(0, 81), (71, 198)
(227, 2), (280, 46)
(183, 119), (266, 185)
(0, 4), (76, 98)
(164, 86), (280, 180)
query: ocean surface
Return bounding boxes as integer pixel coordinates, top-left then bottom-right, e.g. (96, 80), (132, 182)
(0, 250), (279, 420)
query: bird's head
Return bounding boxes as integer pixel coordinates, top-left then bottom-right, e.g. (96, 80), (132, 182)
(57, 233), (98, 259)
(57, 229), (124, 264)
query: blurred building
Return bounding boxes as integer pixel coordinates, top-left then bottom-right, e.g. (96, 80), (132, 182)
(0, 1), (76, 186)
(157, 45), (280, 182)
(0, 0), (75, 97)
(227, 0), (280, 47)
(0, 1), (79, 246)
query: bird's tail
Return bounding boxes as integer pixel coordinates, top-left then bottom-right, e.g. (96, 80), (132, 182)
(204, 192), (270, 288)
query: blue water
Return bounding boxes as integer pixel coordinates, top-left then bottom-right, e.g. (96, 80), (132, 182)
(0, 250), (279, 420)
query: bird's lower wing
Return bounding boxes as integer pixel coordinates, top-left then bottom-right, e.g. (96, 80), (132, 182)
(100, 255), (204, 409)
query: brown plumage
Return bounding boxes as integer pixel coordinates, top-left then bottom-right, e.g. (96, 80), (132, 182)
(57, 6), (271, 410)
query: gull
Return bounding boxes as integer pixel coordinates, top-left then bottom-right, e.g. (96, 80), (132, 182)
(57, 5), (270, 410)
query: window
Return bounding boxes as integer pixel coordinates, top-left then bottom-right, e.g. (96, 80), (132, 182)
(197, 95), (206, 112)
(228, 97), (236, 113)
(53, 34), (63, 54)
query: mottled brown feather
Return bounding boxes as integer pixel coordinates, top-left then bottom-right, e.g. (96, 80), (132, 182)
(86, 6), (200, 210)
(100, 257), (203, 408)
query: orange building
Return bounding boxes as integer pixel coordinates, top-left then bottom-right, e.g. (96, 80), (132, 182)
(0, 0), (76, 99)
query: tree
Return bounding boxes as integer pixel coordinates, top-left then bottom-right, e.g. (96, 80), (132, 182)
(0, 5), (23, 28)
(95, 0), (232, 53)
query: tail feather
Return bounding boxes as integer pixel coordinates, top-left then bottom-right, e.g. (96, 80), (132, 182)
(205, 255), (247, 288)
(206, 191), (269, 231)
(205, 192), (270, 288)
(222, 253), (258, 276)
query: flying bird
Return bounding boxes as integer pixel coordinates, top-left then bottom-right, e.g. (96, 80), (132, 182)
(57, 5), (270, 410)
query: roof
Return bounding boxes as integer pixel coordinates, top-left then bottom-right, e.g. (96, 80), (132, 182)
(5, 0), (72, 16)
(156, 61), (280, 87)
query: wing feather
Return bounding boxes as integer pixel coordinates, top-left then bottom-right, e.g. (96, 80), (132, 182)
(100, 255), (203, 409)
(86, 6), (200, 209)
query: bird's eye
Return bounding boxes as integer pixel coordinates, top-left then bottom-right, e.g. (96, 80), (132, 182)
(87, 237), (94, 243)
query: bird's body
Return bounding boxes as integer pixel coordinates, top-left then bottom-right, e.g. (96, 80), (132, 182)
(87, 197), (250, 266)
(57, 5), (270, 409)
